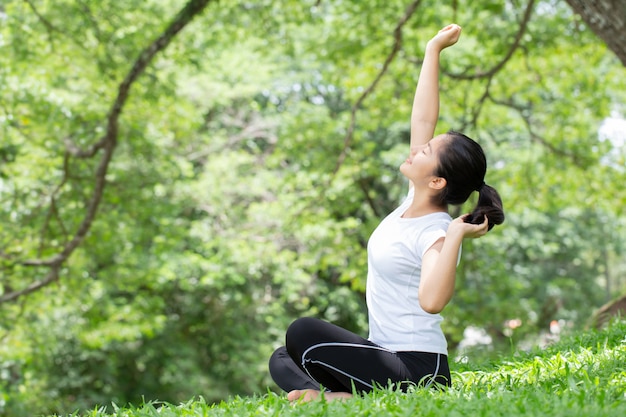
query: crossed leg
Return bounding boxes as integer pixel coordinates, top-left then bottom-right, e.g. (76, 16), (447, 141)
(269, 317), (415, 402)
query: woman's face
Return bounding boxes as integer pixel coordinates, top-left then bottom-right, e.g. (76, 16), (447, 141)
(400, 134), (448, 186)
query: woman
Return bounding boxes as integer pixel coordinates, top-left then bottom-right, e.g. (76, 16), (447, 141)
(268, 24), (504, 402)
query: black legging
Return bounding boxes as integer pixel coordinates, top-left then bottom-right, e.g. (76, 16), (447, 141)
(269, 317), (450, 394)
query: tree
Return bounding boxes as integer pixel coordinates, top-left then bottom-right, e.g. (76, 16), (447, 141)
(565, 0), (626, 67)
(0, 0), (213, 304)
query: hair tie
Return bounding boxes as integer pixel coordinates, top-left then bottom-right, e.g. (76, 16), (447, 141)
(476, 181), (486, 192)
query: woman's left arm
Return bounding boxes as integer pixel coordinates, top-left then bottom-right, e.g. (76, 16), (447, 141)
(410, 24), (462, 150)
(418, 215), (489, 314)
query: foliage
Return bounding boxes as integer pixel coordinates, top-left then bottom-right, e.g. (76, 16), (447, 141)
(1, 0), (626, 415)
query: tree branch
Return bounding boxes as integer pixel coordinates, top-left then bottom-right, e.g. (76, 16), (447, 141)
(0, 267), (60, 303)
(458, 76), (495, 133)
(65, 135), (108, 158)
(332, 0), (423, 177)
(446, 0), (535, 80)
(3, 0), (214, 303)
(23, 0), (90, 52)
(23, 0), (59, 48)
(488, 94), (583, 164)
(357, 177), (383, 219)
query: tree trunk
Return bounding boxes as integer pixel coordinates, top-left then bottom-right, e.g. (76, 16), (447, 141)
(565, 0), (626, 67)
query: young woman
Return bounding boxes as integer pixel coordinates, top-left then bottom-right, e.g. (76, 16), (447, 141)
(268, 24), (504, 402)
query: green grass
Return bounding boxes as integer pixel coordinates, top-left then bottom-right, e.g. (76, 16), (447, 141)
(59, 321), (626, 417)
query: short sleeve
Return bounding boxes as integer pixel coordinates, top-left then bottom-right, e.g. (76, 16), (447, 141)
(416, 220), (462, 265)
(417, 225), (448, 259)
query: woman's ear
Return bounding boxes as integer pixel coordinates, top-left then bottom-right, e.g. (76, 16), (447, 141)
(429, 176), (447, 190)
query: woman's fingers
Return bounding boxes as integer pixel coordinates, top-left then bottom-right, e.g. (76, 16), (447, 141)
(431, 24), (462, 49)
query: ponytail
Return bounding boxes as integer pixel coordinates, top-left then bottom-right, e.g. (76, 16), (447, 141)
(464, 183), (505, 230)
(435, 131), (505, 231)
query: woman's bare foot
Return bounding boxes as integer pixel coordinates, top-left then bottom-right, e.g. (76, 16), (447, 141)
(287, 389), (353, 403)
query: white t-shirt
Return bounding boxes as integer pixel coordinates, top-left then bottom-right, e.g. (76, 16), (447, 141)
(366, 188), (453, 354)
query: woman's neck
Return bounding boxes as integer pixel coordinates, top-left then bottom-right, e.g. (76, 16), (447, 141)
(401, 190), (447, 218)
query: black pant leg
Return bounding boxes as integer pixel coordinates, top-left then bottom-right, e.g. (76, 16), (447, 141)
(285, 317), (411, 393)
(269, 346), (319, 392)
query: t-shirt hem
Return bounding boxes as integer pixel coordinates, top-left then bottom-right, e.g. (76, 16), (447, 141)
(369, 340), (448, 355)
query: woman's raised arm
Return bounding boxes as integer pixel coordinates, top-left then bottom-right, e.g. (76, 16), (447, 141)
(410, 24), (462, 150)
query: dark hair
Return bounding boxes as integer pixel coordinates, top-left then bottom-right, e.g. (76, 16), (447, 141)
(434, 131), (505, 230)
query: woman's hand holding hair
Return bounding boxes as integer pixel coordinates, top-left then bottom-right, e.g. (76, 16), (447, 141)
(448, 214), (489, 240)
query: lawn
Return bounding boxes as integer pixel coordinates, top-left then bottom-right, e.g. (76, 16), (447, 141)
(59, 321), (626, 417)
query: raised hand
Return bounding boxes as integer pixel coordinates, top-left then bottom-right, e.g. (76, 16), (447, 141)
(427, 24), (462, 52)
